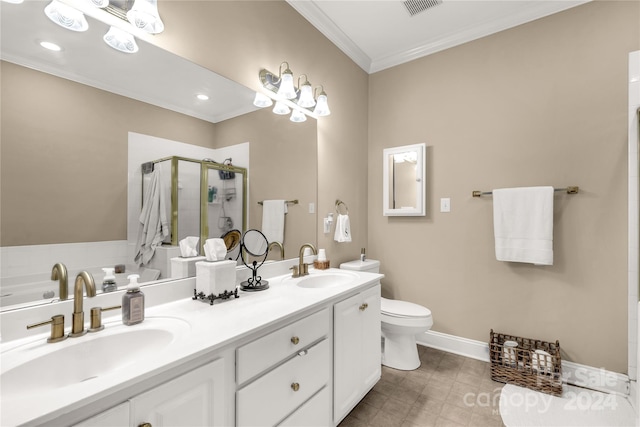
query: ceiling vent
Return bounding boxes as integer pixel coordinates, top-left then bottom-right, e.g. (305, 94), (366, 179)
(402, 0), (443, 17)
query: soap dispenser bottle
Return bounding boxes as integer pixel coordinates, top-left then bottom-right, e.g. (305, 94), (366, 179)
(122, 274), (144, 326)
(101, 267), (117, 293)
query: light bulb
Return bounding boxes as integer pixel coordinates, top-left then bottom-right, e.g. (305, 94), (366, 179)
(272, 101), (290, 115)
(103, 26), (139, 53)
(253, 92), (273, 108)
(44, 0), (89, 32)
(127, 0), (164, 34)
(277, 71), (297, 100)
(297, 83), (316, 108)
(314, 92), (331, 116)
(290, 109), (307, 123)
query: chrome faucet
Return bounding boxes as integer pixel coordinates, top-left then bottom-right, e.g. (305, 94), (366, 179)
(268, 241), (285, 260)
(293, 243), (317, 278)
(69, 271), (96, 337)
(51, 262), (68, 301)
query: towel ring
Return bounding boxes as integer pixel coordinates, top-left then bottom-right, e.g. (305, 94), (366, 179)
(335, 199), (349, 215)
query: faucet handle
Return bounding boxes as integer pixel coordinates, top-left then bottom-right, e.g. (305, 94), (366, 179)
(88, 305), (122, 332)
(290, 265), (300, 278)
(27, 314), (67, 343)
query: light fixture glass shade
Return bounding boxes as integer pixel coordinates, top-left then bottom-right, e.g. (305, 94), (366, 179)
(88, 0), (109, 7)
(290, 109), (307, 123)
(2, 0), (25, 4)
(272, 101), (291, 115)
(253, 92), (273, 108)
(314, 93), (331, 116)
(277, 71), (297, 100)
(297, 83), (316, 108)
(127, 0), (164, 34)
(103, 26), (139, 53)
(44, 0), (89, 32)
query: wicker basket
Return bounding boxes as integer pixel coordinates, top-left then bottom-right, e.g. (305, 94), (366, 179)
(489, 329), (562, 396)
(313, 260), (330, 270)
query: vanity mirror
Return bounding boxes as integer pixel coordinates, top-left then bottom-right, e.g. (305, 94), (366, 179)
(0, 2), (317, 311)
(383, 143), (426, 216)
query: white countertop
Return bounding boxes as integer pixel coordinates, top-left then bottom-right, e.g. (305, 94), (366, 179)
(0, 267), (382, 426)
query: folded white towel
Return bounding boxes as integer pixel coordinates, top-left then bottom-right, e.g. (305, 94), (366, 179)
(334, 214), (352, 243)
(493, 186), (554, 265)
(261, 200), (287, 244)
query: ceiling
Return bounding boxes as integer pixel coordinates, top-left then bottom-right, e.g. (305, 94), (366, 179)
(287, 0), (590, 73)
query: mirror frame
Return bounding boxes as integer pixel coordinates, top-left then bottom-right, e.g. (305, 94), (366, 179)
(383, 143), (426, 216)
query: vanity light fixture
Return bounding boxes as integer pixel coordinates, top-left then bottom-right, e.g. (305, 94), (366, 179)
(256, 61), (331, 122)
(44, 0), (89, 32)
(127, 0), (164, 34)
(103, 25), (138, 53)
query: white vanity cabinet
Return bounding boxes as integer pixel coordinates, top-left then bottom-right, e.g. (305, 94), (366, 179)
(75, 357), (230, 427)
(333, 284), (382, 424)
(236, 308), (332, 427)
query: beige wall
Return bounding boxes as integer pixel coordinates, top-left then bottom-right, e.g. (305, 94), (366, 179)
(0, 61), (217, 246)
(368, 1), (639, 372)
(215, 108), (317, 259)
(151, 0), (370, 266)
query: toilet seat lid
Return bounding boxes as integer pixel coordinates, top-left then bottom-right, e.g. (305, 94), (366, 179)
(381, 298), (431, 318)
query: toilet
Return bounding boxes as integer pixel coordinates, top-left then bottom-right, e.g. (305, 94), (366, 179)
(340, 259), (433, 371)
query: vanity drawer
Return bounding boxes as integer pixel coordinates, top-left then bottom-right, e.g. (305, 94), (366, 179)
(236, 307), (330, 384)
(278, 385), (331, 427)
(236, 338), (330, 427)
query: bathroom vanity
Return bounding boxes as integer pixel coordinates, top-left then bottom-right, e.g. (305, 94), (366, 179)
(0, 266), (382, 427)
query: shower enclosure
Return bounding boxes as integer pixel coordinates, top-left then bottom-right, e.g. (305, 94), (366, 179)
(142, 156), (247, 254)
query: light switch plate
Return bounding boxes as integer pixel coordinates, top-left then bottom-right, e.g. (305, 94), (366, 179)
(440, 198), (451, 213)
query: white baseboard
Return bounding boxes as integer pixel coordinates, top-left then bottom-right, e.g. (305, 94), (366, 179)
(416, 330), (629, 396)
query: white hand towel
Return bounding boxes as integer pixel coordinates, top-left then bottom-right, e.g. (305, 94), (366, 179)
(334, 214), (352, 243)
(493, 186), (554, 265)
(261, 200), (287, 244)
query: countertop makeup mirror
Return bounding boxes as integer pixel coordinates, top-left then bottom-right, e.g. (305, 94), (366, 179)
(383, 143), (426, 216)
(0, 2), (317, 311)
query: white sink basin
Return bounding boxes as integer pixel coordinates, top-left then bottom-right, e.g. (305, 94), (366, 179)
(1, 317), (190, 397)
(296, 272), (357, 289)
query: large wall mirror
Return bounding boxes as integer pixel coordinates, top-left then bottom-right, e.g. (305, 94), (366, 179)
(0, 2), (317, 311)
(383, 143), (426, 216)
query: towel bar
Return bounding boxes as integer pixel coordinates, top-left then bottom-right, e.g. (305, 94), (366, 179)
(335, 199), (349, 215)
(258, 199), (299, 205)
(472, 186), (579, 197)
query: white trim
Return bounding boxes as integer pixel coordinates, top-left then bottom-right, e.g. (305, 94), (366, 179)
(416, 330), (629, 396)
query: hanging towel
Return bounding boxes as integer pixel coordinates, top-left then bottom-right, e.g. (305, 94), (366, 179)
(134, 170), (170, 266)
(261, 200), (287, 244)
(334, 214), (352, 243)
(493, 186), (554, 265)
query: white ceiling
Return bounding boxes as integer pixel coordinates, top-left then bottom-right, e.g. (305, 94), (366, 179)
(287, 0), (590, 73)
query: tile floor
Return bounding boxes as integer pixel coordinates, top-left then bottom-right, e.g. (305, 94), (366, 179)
(339, 345), (506, 427)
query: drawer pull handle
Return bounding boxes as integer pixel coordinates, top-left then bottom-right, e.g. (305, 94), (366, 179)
(359, 303), (368, 311)
(291, 336), (300, 345)
(291, 382), (300, 392)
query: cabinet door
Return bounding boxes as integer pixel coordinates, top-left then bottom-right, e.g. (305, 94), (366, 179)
(131, 358), (227, 427)
(333, 284), (381, 424)
(73, 402), (129, 427)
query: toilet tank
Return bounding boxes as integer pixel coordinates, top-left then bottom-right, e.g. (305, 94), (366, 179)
(339, 259), (380, 273)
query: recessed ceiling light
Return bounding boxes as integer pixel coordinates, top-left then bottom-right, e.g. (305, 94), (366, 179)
(196, 94), (209, 101)
(40, 41), (62, 52)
